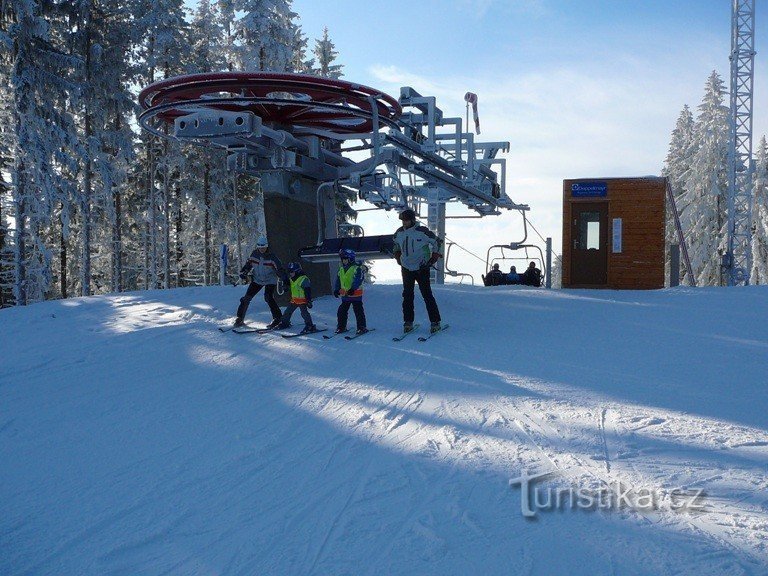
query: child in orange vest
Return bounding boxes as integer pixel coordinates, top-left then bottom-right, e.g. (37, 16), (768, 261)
(334, 249), (367, 335)
(277, 262), (317, 333)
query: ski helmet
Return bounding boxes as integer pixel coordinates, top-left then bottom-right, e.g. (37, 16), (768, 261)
(398, 208), (416, 222)
(339, 248), (356, 261)
(256, 236), (268, 248)
(287, 262), (302, 274)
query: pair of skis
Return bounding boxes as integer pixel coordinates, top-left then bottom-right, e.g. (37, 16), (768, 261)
(218, 324), (273, 334)
(322, 329), (376, 341)
(219, 324), (327, 338)
(392, 323), (450, 342)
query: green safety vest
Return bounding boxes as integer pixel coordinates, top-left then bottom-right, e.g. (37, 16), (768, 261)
(338, 265), (363, 297)
(290, 274), (308, 304)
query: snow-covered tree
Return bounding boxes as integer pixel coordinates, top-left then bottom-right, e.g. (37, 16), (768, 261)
(313, 26), (342, 79)
(549, 254), (563, 289)
(663, 105), (696, 204)
(134, 0), (191, 288)
(190, 0), (225, 74)
(751, 136), (768, 284)
(216, 0), (237, 70)
(2, 0), (82, 304)
(69, 0), (133, 296)
(0, 51), (14, 307)
(233, 0), (297, 72)
(76, 0), (136, 295)
(662, 105), (696, 284)
(291, 24), (313, 73)
(181, 0), (230, 285)
(680, 71), (730, 286)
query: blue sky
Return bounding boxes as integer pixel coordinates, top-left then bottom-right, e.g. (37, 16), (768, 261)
(291, 1), (759, 281)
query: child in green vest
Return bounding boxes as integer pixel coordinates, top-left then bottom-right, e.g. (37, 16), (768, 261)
(334, 249), (367, 335)
(277, 262), (318, 333)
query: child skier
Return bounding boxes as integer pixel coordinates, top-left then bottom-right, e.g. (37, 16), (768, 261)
(334, 249), (367, 335)
(234, 236), (287, 328)
(277, 262), (318, 333)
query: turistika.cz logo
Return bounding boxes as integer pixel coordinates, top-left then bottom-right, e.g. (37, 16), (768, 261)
(509, 469), (707, 518)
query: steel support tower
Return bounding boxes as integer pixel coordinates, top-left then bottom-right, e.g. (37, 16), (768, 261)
(726, 0), (756, 285)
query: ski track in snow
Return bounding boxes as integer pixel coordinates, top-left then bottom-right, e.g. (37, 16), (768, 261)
(1, 285), (767, 575)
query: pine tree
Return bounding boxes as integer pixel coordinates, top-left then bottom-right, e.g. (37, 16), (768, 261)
(3, 0), (82, 304)
(76, 0), (136, 295)
(217, 0), (237, 71)
(680, 71), (730, 286)
(190, 0), (225, 74)
(134, 0), (191, 288)
(291, 24), (313, 73)
(184, 0), (229, 285)
(313, 27), (343, 79)
(750, 136), (768, 283)
(0, 40), (14, 306)
(662, 105), (696, 284)
(234, 0), (297, 72)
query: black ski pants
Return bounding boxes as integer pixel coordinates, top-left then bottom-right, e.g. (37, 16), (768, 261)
(237, 282), (282, 321)
(401, 266), (441, 324)
(280, 303), (313, 328)
(337, 301), (367, 331)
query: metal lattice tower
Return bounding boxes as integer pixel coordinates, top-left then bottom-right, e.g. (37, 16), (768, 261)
(726, 0), (756, 285)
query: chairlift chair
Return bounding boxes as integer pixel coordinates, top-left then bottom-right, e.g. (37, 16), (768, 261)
(299, 235), (395, 264)
(443, 242), (475, 285)
(481, 208), (546, 287)
(484, 243), (546, 287)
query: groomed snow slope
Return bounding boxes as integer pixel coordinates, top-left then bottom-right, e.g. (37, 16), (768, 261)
(1, 284), (767, 575)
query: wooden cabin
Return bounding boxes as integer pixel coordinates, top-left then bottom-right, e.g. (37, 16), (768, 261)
(561, 177), (666, 289)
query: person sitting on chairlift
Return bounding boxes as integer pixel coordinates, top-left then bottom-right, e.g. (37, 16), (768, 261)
(486, 263), (507, 286)
(507, 266), (520, 285)
(521, 261), (542, 287)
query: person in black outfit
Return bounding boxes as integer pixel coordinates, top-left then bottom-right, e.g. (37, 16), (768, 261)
(486, 263), (507, 286)
(393, 209), (443, 333)
(234, 236), (288, 328)
(521, 261), (542, 287)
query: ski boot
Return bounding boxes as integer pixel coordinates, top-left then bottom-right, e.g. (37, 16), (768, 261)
(233, 318), (246, 328)
(403, 322), (414, 333)
(430, 321), (442, 334)
(355, 327), (369, 336)
(302, 324), (318, 334)
(266, 318), (281, 329)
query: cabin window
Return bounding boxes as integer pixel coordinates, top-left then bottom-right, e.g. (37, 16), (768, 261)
(579, 211), (601, 250)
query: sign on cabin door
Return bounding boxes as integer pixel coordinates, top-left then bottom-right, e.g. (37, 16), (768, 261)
(571, 202), (608, 285)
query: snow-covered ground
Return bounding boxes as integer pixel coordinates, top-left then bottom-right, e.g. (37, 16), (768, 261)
(1, 283), (767, 575)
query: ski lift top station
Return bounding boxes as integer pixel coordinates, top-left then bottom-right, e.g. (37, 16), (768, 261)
(139, 72), (529, 293)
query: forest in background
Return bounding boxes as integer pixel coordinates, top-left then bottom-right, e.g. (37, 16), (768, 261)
(2, 2), (768, 308)
(663, 70), (768, 286)
(0, 0), (347, 307)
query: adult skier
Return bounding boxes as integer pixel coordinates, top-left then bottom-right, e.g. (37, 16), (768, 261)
(233, 236), (287, 328)
(392, 208), (443, 333)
